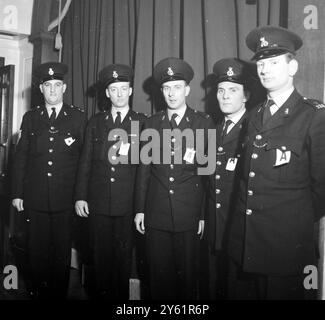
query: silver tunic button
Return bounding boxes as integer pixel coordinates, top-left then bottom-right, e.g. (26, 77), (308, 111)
(249, 172), (255, 178)
(246, 209), (252, 215)
(216, 203), (221, 209)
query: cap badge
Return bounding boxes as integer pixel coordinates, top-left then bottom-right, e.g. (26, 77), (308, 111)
(48, 68), (54, 76)
(113, 71), (118, 78)
(167, 67), (174, 76)
(260, 37), (269, 48)
(226, 67), (234, 77)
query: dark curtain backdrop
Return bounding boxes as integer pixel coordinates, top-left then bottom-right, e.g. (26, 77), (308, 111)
(62, 0), (287, 119)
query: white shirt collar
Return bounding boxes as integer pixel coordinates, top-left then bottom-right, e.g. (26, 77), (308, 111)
(111, 106), (130, 121)
(269, 86), (294, 109)
(167, 104), (187, 125)
(46, 103), (63, 117)
(225, 107), (246, 125)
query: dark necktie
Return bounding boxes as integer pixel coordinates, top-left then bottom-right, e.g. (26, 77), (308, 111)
(262, 99), (275, 125)
(221, 119), (233, 143)
(170, 113), (178, 129)
(49, 107), (56, 124)
(115, 111), (122, 126)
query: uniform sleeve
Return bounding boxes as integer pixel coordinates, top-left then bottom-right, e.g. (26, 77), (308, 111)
(11, 113), (31, 199)
(74, 118), (94, 201)
(309, 108), (325, 221)
(134, 117), (152, 214)
(199, 117), (216, 220)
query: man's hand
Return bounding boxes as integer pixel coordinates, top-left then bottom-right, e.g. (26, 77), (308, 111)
(134, 213), (145, 234)
(12, 198), (24, 212)
(197, 220), (205, 239)
(75, 200), (89, 218)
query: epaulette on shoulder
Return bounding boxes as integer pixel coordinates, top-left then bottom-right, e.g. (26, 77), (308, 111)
(195, 109), (210, 119)
(303, 97), (325, 110)
(31, 105), (41, 112)
(149, 110), (163, 118)
(70, 105), (85, 113)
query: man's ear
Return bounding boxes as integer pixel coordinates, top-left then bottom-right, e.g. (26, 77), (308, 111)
(106, 88), (110, 98)
(243, 91), (250, 102)
(39, 84), (43, 93)
(129, 87), (133, 96)
(185, 85), (190, 97)
(288, 59), (298, 77)
(63, 83), (67, 93)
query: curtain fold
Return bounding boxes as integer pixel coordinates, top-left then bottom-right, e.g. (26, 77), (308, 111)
(62, 0), (285, 117)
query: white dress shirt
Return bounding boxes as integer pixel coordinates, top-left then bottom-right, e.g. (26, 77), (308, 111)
(111, 106), (130, 122)
(167, 104), (187, 125)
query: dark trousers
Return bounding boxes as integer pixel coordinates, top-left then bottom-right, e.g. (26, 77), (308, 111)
(227, 258), (314, 300)
(27, 209), (72, 299)
(91, 214), (133, 300)
(208, 248), (228, 299)
(146, 227), (199, 300)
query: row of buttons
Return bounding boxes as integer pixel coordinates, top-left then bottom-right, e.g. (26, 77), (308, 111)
(47, 134), (55, 177)
(245, 134), (262, 215)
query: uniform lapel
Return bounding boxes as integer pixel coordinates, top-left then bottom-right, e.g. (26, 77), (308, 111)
(54, 104), (70, 127)
(223, 113), (247, 145)
(260, 90), (301, 133)
(177, 106), (192, 131)
(250, 103), (264, 132)
(37, 105), (51, 125)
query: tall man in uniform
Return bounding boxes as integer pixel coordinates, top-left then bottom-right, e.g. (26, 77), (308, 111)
(207, 58), (253, 299)
(227, 26), (325, 299)
(11, 62), (86, 299)
(75, 64), (146, 299)
(134, 57), (214, 299)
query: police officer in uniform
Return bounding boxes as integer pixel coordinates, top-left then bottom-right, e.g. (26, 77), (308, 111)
(207, 58), (252, 299)
(74, 64), (146, 299)
(134, 57), (214, 299)
(227, 26), (325, 299)
(11, 62), (86, 299)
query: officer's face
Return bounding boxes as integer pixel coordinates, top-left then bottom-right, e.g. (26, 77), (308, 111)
(256, 54), (297, 94)
(40, 80), (66, 105)
(161, 80), (190, 110)
(217, 81), (247, 118)
(106, 82), (132, 108)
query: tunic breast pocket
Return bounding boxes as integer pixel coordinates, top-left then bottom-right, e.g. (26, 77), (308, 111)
(29, 132), (40, 156)
(265, 137), (304, 183)
(59, 132), (79, 154)
(92, 137), (106, 160)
